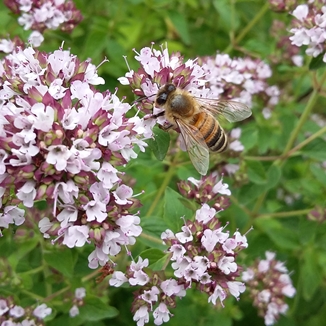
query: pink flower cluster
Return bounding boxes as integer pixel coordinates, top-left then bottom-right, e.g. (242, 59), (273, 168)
(162, 204), (248, 307)
(201, 53), (280, 119)
(0, 299), (52, 325)
(270, 20), (304, 67)
(110, 199), (248, 326)
(4, 0), (82, 33)
(118, 44), (207, 115)
(0, 45), (154, 268)
(242, 251), (296, 326)
(177, 173), (231, 210)
(289, 1), (326, 62)
(110, 257), (186, 326)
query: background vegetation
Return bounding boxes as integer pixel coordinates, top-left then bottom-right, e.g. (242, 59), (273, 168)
(1, 0), (326, 325)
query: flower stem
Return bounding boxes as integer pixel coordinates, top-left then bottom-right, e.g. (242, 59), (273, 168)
(279, 70), (326, 162)
(252, 70), (326, 215)
(224, 3), (270, 53)
(283, 125), (326, 158)
(257, 208), (313, 219)
(140, 232), (164, 245)
(145, 151), (180, 218)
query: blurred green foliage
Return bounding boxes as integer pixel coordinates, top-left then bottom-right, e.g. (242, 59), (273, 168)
(1, 0), (326, 326)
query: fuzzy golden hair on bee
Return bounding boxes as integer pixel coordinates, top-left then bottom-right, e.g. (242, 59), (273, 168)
(154, 83), (252, 175)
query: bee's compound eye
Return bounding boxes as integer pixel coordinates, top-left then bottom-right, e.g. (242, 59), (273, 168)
(167, 84), (176, 93)
(156, 93), (167, 106)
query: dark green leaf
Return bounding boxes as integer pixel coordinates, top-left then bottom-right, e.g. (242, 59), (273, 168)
(265, 164), (282, 190)
(246, 160), (267, 184)
(147, 126), (170, 161)
(163, 187), (194, 231)
(255, 218), (299, 250)
(240, 125), (259, 150)
(139, 217), (168, 250)
(238, 184), (266, 204)
(138, 248), (168, 270)
(310, 164), (326, 186)
(299, 218), (317, 245)
(8, 238), (39, 270)
(78, 297), (119, 321)
(301, 249), (323, 300)
(168, 11), (191, 45)
(301, 138), (326, 161)
(309, 53), (326, 70)
(44, 249), (75, 278)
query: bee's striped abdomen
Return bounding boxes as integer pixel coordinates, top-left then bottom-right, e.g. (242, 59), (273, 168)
(193, 112), (228, 153)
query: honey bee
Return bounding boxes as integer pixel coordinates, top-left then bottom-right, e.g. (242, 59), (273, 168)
(154, 83), (252, 175)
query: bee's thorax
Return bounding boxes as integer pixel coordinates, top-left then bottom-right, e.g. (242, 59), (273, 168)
(169, 93), (196, 117)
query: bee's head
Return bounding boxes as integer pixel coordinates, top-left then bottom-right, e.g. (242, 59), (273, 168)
(155, 83), (176, 106)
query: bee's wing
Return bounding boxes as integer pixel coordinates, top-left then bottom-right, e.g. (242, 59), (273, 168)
(195, 98), (252, 123)
(175, 119), (209, 175)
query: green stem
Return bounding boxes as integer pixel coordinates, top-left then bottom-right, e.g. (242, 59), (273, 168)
(230, 194), (253, 217)
(280, 70), (326, 161)
(161, 253), (173, 271)
(224, 3), (270, 53)
(285, 125), (326, 158)
(44, 286), (70, 303)
(244, 155), (280, 161)
(20, 266), (44, 275)
(21, 290), (45, 301)
(245, 125), (326, 162)
(140, 232), (164, 245)
(145, 151), (180, 217)
(257, 208), (313, 219)
(252, 71), (326, 215)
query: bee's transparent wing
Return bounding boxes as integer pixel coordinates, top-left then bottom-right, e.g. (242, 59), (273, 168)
(175, 119), (209, 175)
(195, 98), (252, 123)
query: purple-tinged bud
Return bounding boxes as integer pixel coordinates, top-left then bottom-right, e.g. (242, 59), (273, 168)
(93, 228), (103, 243)
(46, 184), (55, 198)
(36, 184), (47, 198)
(269, 0), (297, 12)
(55, 129), (64, 139)
(43, 132), (55, 146)
(19, 170), (35, 179)
(73, 175), (89, 185)
(28, 86), (44, 102)
(78, 194), (89, 205)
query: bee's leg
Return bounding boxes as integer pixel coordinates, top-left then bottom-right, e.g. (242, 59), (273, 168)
(159, 122), (174, 131)
(152, 111), (165, 119)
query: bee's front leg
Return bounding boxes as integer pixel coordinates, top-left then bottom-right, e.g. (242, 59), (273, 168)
(159, 121), (175, 131)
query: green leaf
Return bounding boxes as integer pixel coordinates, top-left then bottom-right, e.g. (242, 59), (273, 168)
(213, 0), (240, 31)
(265, 165), (282, 190)
(246, 160), (267, 184)
(301, 249), (323, 300)
(163, 187), (194, 231)
(309, 53), (326, 70)
(299, 218), (317, 245)
(8, 238), (39, 270)
(82, 30), (107, 59)
(44, 249), (75, 278)
(238, 184), (266, 204)
(240, 125), (258, 150)
(310, 164), (326, 186)
(255, 218), (300, 250)
(78, 297), (119, 321)
(301, 138), (326, 161)
(147, 126), (170, 161)
(168, 11), (191, 45)
(139, 217), (168, 250)
(139, 248), (168, 270)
